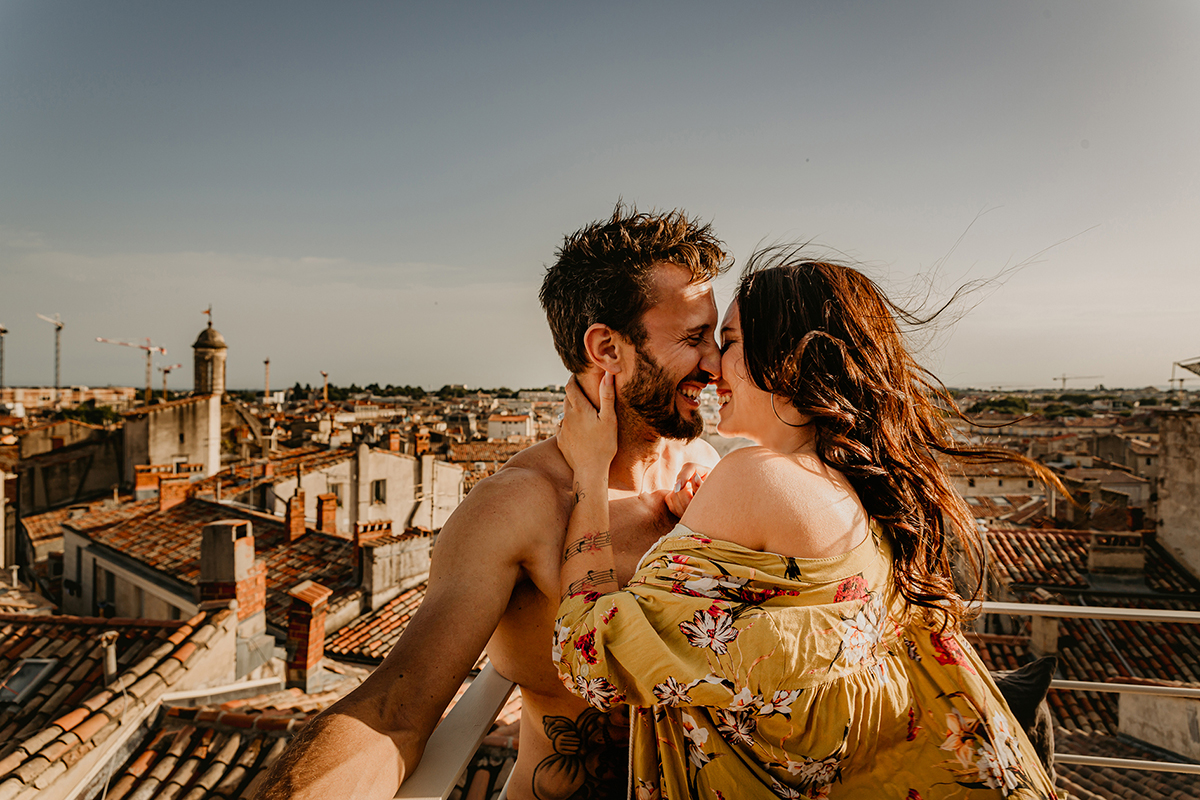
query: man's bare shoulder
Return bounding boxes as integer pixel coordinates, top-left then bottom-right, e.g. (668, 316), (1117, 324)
(437, 438), (572, 549)
(682, 436), (721, 467)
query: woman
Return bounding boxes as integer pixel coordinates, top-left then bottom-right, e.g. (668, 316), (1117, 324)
(554, 251), (1059, 799)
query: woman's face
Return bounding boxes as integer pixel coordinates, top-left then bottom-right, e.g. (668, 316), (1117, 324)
(715, 300), (776, 441)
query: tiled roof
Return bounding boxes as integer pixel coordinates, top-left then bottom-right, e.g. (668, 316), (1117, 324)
(76, 498), (356, 631)
(1054, 729), (1199, 800)
(985, 528), (1200, 595)
(0, 574), (55, 616)
(20, 493), (140, 549)
(191, 447), (355, 501)
(0, 607), (234, 799)
(445, 441), (529, 463)
(325, 582), (426, 663)
(99, 664), (519, 800)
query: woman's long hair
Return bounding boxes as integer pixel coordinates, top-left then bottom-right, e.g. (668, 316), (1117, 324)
(736, 248), (1065, 630)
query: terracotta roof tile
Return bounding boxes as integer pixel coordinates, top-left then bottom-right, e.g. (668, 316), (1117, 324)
(0, 607), (234, 799)
(76, 497), (355, 630)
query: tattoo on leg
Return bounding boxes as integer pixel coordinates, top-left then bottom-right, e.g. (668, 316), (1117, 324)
(563, 530), (612, 561)
(532, 707), (629, 800)
(565, 569), (617, 599)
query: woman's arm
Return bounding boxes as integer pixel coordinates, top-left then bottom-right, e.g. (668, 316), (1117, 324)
(557, 373), (619, 600)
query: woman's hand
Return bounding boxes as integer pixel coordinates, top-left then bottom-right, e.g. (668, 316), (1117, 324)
(666, 462), (711, 518)
(558, 372), (617, 479)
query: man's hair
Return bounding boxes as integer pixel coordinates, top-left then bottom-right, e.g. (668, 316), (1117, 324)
(540, 204), (729, 374)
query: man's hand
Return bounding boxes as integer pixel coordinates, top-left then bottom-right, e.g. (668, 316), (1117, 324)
(666, 461), (712, 518)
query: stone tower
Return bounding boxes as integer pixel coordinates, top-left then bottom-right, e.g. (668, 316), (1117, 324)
(193, 321), (227, 396)
(193, 320), (227, 477)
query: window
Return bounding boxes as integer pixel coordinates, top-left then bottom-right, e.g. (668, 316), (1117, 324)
(1027, 480), (1034, 488)
(967, 478), (975, 488)
(372, 479), (387, 504)
(1146, 458), (1152, 466)
(179, 433), (185, 445)
(330, 483), (343, 506)
(0, 659), (59, 706)
(997, 479), (1004, 487)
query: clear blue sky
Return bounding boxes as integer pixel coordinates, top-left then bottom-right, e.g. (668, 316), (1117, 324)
(2, 1), (1197, 392)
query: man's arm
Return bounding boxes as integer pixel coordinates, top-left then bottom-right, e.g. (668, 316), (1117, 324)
(258, 466), (559, 800)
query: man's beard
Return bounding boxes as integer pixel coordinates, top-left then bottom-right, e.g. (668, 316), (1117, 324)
(621, 345), (706, 441)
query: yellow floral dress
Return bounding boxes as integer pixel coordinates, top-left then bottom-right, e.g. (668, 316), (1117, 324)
(555, 524), (1057, 800)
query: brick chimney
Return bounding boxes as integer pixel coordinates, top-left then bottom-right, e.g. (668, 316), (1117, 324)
(134, 464), (170, 501)
(285, 488), (307, 542)
(316, 493), (338, 534)
(199, 519), (273, 677)
(159, 475), (191, 512)
(286, 580), (332, 692)
(387, 430), (401, 452)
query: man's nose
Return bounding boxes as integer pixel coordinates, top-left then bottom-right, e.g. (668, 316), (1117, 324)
(699, 336), (721, 383)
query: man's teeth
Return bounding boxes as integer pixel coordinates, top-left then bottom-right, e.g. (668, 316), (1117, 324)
(680, 387), (700, 400)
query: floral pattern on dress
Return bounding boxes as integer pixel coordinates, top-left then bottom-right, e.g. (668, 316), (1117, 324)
(932, 630), (978, 675)
(679, 605), (739, 655)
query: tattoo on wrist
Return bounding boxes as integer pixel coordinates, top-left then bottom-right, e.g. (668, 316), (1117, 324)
(572, 481), (586, 506)
(565, 569), (617, 598)
(562, 530), (612, 561)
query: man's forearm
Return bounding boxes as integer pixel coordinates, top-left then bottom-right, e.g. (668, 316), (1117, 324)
(256, 705), (414, 800)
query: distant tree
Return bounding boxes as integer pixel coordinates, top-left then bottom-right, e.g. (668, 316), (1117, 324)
(54, 401), (119, 426)
(967, 396), (1029, 415)
(1058, 393), (1092, 405)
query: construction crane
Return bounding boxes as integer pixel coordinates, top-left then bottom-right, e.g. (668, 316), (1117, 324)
(96, 337), (167, 405)
(1052, 374), (1103, 391)
(319, 370), (329, 404)
(36, 313), (64, 401)
(0, 323), (6, 391)
(157, 363), (182, 402)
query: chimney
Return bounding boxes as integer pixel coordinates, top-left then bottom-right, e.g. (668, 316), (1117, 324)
(264, 460), (274, 479)
(134, 465), (165, 500)
(199, 519), (272, 677)
(387, 430), (401, 452)
(317, 493), (338, 534)
(286, 580), (333, 692)
(1029, 616), (1059, 657)
(359, 526), (435, 611)
(354, 519), (393, 581)
(285, 488), (307, 542)
(159, 475), (191, 512)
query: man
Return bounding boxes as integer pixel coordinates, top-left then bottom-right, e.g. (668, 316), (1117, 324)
(261, 206), (729, 800)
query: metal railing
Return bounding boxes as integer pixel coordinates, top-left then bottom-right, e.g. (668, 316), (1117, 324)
(979, 600), (1200, 775)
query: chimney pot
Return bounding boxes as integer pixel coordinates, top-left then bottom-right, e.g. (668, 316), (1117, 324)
(316, 493), (338, 534)
(286, 488), (307, 542)
(158, 475), (191, 512)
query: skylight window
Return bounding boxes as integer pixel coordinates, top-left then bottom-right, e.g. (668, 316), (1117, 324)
(0, 658), (59, 706)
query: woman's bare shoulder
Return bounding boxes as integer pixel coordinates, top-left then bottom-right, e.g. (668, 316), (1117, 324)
(680, 447), (865, 558)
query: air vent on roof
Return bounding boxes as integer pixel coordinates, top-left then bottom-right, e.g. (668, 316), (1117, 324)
(0, 658), (59, 706)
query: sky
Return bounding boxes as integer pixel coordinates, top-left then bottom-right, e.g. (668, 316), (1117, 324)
(1, 1), (1197, 393)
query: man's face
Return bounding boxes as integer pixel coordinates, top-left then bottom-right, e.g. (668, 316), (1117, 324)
(618, 263), (720, 441)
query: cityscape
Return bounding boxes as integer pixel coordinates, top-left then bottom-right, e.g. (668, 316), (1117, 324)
(2, 317), (1200, 798)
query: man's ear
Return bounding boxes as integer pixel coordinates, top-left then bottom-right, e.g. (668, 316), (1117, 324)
(582, 323), (624, 374)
